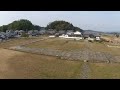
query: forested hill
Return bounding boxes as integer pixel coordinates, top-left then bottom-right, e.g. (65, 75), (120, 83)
(0, 19), (83, 32)
(0, 19), (41, 32)
(46, 20), (83, 32)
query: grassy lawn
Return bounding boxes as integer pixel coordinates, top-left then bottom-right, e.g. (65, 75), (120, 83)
(89, 62), (120, 79)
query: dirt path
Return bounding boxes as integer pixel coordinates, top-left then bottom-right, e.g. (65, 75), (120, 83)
(80, 63), (91, 79)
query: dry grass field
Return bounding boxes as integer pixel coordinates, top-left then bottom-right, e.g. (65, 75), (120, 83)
(0, 38), (40, 48)
(0, 48), (83, 79)
(26, 37), (120, 56)
(0, 36), (120, 79)
(26, 38), (86, 51)
(89, 63), (120, 79)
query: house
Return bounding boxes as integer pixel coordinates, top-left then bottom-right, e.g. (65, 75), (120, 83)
(83, 31), (101, 41)
(73, 31), (82, 37)
(0, 32), (7, 40)
(66, 30), (74, 35)
(14, 30), (22, 37)
(14, 30), (25, 37)
(28, 30), (33, 35)
(18, 30), (25, 36)
(55, 33), (60, 37)
(83, 34), (90, 39)
(34, 30), (39, 34)
(82, 31), (91, 39)
(92, 33), (101, 41)
(46, 29), (56, 35)
(28, 30), (39, 37)
(33, 30), (40, 36)
(58, 30), (66, 35)
(59, 31), (83, 40)
(14, 30), (19, 35)
(39, 29), (46, 35)
(6, 30), (16, 38)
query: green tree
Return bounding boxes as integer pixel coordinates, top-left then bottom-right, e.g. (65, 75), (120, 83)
(74, 26), (83, 32)
(7, 19), (34, 30)
(0, 25), (8, 32)
(46, 20), (83, 32)
(0, 19), (41, 32)
(46, 20), (74, 31)
(33, 25), (41, 30)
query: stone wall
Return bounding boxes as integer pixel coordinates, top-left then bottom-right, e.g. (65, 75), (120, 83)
(9, 46), (120, 63)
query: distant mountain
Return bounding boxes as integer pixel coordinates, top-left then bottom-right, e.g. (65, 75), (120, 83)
(105, 32), (120, 34)
(83, 30), (104, 34)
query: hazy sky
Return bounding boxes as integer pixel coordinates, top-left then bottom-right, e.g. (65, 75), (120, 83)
(0, 11), (120, 32)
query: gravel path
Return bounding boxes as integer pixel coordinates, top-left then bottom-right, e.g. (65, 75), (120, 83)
(80, 63), (91, 79)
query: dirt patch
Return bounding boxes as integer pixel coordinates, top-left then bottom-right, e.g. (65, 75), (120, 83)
(0, 48), (24, 78)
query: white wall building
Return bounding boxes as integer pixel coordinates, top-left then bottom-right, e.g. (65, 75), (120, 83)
(59, 31), (83, 40)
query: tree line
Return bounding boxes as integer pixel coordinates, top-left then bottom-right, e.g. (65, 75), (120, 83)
(0, 19), (83, 32)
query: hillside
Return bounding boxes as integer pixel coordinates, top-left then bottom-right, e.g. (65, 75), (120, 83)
(83, 30), (104, 34)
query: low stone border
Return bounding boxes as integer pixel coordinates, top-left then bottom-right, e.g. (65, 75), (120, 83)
(9, 46), (120, 63)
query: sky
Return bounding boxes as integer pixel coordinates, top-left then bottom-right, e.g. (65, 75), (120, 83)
(0, 11), (120, 32)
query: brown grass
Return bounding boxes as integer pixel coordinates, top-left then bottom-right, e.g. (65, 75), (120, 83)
(0, 48), (24, 78)
(0, 37), (120, 79)
(0, 37), (41, 48)
(89, 63), (120, 79)
(26, 37), (120, 56)
(26, 38), (86, 51)
(0, 48), (83, 79)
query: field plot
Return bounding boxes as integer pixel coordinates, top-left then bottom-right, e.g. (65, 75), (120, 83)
(89, 63), (120, 79)
(26, 38), (86, 51)
(25, 37), (120, 55)
(0, 37), (120, 79)
(1, 48), (120, 79)
(0, 37), (44, 49)
(23, 37), (120, 62)
(0, 48), (83, 79)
